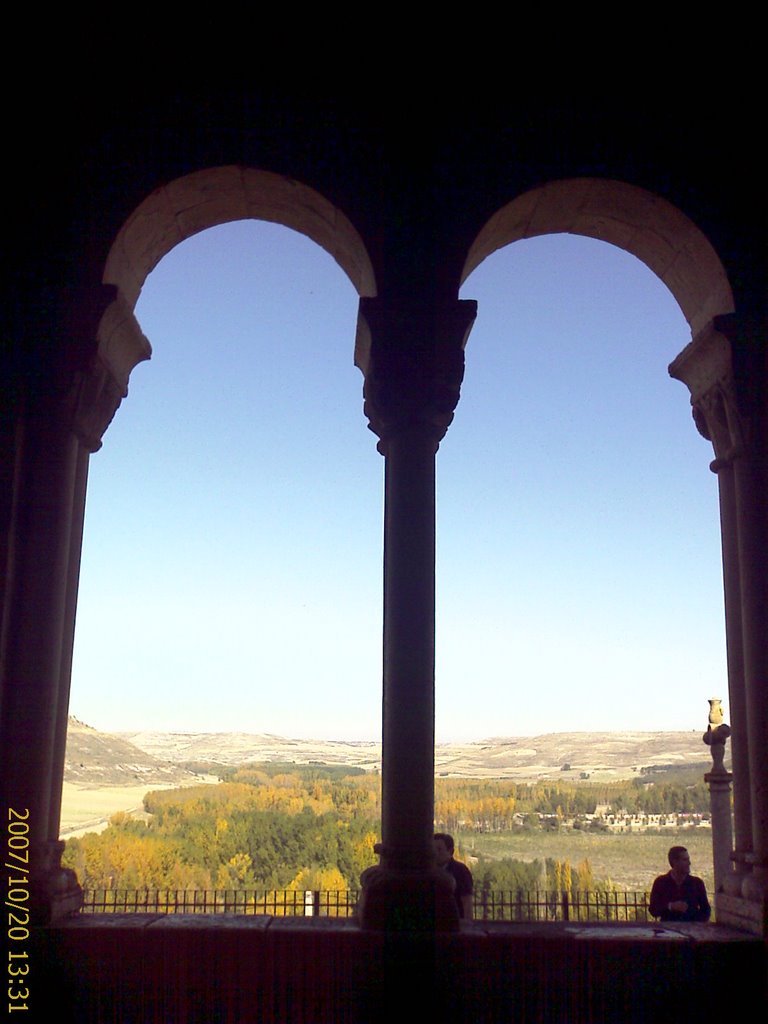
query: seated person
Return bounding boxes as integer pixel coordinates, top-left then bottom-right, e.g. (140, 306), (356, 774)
(649, 846), (710, 922)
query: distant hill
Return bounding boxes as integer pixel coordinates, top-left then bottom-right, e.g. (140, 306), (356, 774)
(61, 719), (723, 837)
(116, 725), (720, 781)
(65, 717), (200, 787)
(61, 716), (729, 835)
(118, 729), (382, 772)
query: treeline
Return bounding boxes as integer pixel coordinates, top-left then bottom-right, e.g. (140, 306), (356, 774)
(434, 776), (710, 833)
(214, 762), (709, 820)
(64, 766), (380, 892)
(62, 763), (709, 892)
(469, 854), (611, 895)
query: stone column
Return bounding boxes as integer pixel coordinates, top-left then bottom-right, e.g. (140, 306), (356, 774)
(711, 451), (753, 897)
(670, 315), (768, 927)
(703, 699), (733, 896)
(357, 297), (476, 930)
(721, 318), (768, 908)
(47, 443), (90, 842)
(0, 360), (126, 923)
(0, 396), (84, 922)
(670, 327), (753, 894)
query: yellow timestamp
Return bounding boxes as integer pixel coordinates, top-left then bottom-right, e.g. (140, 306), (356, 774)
(6, 808), (30, 1014)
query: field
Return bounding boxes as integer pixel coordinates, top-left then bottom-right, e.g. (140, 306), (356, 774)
(60, 779), (217, 839)
(461, 829), (714, 892)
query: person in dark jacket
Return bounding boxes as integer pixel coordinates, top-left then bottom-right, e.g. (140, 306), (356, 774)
(649, 846), (710, 922)
(434, 832), (473, 920)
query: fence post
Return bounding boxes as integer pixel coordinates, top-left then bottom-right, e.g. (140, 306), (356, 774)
(561, 891), (569, 922)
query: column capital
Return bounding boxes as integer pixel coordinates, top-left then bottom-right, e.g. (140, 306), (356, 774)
(65, 357), (128, 453)
(668, 317), (766, 469)
(713, 313), (768, 417)
(21, 358), (128, 455)
(358, 297), (477, 454)
(17, 283), (150, 452)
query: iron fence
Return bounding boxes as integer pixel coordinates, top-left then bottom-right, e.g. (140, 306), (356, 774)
(81, 888), (649, 922)
(81, 888), (359, 916)
(476, 889), (650, 922)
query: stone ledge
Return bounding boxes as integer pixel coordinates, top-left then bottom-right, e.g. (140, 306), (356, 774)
(715, 892), (768, 936)
(34, 914), (765, 1024)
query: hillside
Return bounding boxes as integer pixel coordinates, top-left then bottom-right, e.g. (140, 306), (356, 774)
(66, 716), (200, 786)
(120, 726), (718, 780)
(61, 719), (213, 837)
(61, 719), (722, 840)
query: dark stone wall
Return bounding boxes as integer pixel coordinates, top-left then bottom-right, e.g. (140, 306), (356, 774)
(36, 916), (766, 1024)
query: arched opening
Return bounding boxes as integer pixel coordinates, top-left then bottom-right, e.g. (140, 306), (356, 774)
(70, 218), (382, 742)
(94, 166), (377, 401)
(433, 179), (737, 890)
(440, 179), (735, 749)
(440, 232), (726, 744)
(69, 166), (381, 742)
(461, 178), (734, 334)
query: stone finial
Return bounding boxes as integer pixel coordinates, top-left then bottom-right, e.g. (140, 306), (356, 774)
(703, 698), (731, 773)
(708, 698), (724, 728)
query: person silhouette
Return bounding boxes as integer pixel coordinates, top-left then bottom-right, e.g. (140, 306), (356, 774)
(649, 846), (710, 922)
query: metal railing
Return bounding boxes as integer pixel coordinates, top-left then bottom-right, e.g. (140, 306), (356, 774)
(81, 888), (650, 922)
(476, 889), (650, 922)
(81, 888), (359, 916)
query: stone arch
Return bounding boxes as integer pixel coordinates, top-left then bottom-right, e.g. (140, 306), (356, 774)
(461, 178), (734, 337)
(96, 166), (377, 394)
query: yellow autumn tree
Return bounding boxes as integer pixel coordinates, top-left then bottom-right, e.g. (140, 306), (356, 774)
(215, 852), (256, 890)
(350, 830), (379, 881)
(562, 860), (572, 896)
(282, 866), (348, 917)
(575, 858), (595, 893)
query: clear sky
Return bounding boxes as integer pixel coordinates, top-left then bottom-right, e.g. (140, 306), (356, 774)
(69, 221), (728, 741)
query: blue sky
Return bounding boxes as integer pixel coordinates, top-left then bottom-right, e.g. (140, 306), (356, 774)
(69, 222), (727, 740)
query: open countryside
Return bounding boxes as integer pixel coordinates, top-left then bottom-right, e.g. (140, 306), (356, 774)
(62, 719), (721, 896)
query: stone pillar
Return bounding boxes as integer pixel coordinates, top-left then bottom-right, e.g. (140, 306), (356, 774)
(357, 297), (476, 930)
(721, 319), (768, 909)
(670, 315), (768, 932)
(711, 449), (753, 896)
(47, 443), (90, 842)
(0, 360), (127, 923)
(0, 397), (84, 922)
(703, 699), (733, 896)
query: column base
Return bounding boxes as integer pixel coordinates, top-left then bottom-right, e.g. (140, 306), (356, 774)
(29, 840), (83, 924)
(715, 892), (768, 937)
(741, 860), (768, 903)
(722, 869), (747, 897)
(357, 865), (460, 931)
(722, 850), (753, 896)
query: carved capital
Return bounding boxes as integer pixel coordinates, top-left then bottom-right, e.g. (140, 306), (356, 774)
(19, 357), (127, 454)
(694, 379), (748, 467)
(69, 291), (150, 450)
(359, 298), (477, 454)
(66, 358), (128, 452)
(669, 321), (753, 467)
(714, 313), (768, 427)
(17, 285), (149, 452)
